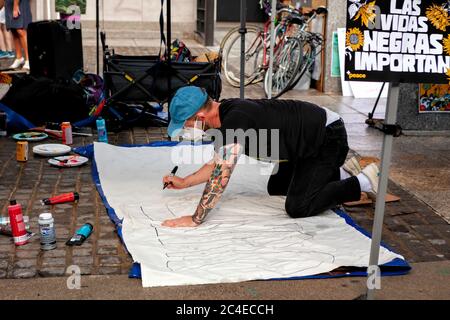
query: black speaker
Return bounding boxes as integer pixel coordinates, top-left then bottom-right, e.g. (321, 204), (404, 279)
(28, 20), (83, 81)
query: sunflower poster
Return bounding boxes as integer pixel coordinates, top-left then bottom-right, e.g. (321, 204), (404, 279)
(345, 0), (450, 84)
(419, 84), (450, 112)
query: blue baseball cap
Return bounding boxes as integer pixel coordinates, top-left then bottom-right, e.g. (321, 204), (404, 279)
(168, 86), (208, 137)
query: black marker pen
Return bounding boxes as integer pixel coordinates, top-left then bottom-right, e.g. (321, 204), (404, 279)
(163, 166), (179, 190)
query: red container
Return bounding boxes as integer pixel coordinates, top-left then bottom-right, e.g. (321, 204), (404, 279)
(61, 122), (73, 145)
(7, 200), (28, 246)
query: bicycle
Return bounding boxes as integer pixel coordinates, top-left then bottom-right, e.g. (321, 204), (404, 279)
(263, 6), (328, 99)
(220, 6), (302, 88)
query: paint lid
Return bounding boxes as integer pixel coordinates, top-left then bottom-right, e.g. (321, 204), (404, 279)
(9, 200), (17, 206)
(74, 192), (80, 201)
(39, 213), (53, 220)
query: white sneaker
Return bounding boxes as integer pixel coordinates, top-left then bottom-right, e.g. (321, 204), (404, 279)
(343, 156), (362, 176)
(22, 60), (30, 71)
(361, 163), (380, 199)
(9, 57), (24, 70)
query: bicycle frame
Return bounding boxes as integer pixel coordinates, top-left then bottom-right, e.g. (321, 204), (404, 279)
(261, 16), (296, 70)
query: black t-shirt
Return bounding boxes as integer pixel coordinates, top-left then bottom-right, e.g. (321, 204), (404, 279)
(215, 99), (327, 161)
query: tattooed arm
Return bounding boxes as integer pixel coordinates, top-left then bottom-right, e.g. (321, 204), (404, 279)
(191, 143), (241, 224)
(162, 144), (241, 228)
(163, 161), (215, 190)
(184, 160), (215, 187)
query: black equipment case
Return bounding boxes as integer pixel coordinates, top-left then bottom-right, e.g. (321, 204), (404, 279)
(28, 20), (84, 81)
(103, 52), (222, 104)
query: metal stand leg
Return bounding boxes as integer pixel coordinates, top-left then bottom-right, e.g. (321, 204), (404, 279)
(267, 0), (277, 100)
(239, 0), (247, 99)
(369, 82), (386, 120)
(167, 0), (172, 124)
(96, 0), (100, 75)
(366, 82), (400, 300)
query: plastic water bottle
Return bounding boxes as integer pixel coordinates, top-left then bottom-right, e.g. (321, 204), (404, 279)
(96, 117), (108, 143)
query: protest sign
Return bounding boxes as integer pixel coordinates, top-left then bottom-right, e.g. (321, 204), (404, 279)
(345, 0), (450, 84)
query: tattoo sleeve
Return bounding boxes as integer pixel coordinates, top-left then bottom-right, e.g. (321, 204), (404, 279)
(192, 144), (241, 225)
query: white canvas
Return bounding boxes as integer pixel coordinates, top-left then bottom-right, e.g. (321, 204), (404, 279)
(94, 142), (404, 287)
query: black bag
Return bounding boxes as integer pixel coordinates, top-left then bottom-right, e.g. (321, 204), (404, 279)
(1, 76), (90, 127)
(28, 20), (84, 81)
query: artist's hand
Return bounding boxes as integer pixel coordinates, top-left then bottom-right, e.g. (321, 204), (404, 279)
(163, 175), (188, 190)
(162, 216), (200, 228)
(13, 6), (20, 19)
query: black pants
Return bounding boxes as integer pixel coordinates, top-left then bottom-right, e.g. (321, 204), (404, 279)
(267, 119), (361, 218)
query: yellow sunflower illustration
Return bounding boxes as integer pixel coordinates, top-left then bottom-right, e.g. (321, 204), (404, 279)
(444, 35), (450, 56)
(353, 1), (377, 27)
(346, 28), (365, 51)
(426, 4), (450, 31)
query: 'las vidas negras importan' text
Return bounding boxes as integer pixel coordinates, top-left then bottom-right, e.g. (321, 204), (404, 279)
(354, 0), (450, 74)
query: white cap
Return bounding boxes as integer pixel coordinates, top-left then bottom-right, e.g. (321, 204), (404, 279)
(39, 213), (53, 220)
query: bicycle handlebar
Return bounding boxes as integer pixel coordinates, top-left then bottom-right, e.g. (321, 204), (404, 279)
(300, 6), (328, 31)
(267, 6), (300, 17)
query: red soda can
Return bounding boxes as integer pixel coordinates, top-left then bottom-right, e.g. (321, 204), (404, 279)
(61, 122), (73, 145)
(8, 200), (28, 246)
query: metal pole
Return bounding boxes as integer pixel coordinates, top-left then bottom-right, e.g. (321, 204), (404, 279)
(369, 82), (386, 119)
(96, 0), (100, 75)
(239, 0), (246, 99)
(267, 0), (277, 99)
(167, 0), (171, 59)
(167, 0), (172, 124)
(366, 82), (400, 300)
(46, 0), (51, 19)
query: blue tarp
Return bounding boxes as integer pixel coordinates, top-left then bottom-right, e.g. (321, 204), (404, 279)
(0, 102), (97, 132)
(0, 102), (35, 132)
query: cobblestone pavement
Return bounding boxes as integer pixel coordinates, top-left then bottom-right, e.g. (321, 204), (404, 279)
(0, 42), (449, 280)
(1, 125), (449, 280)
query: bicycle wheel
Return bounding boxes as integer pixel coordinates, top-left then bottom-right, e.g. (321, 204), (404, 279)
(286, 40), (315, 92)
(263, 37), (302, 99)
(222, 26), (264, 87)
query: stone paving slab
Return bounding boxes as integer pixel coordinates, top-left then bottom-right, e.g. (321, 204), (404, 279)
(0, 261), (449, 300)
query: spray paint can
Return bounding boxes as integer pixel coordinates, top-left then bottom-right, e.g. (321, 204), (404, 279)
(0, 112), (6, 137)
(66, 223), (93, 246)
(16, 141), (28, 162)
(0, 215), (30, 225)
(39, 213), (57, 250)
(96, 117), (108, 143)
(41, 192), (79, 206)
(8, 200), (28, 246)
(0, 225), (35, 240)
(61, 122), (73, 145)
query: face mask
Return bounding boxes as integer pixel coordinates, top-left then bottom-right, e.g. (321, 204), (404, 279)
(182, 118), (205, 141)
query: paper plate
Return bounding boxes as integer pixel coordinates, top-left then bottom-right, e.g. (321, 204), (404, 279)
(48, 155), (89, 168)
(13, 132), (49, 142)
(33, 144), (72, 157)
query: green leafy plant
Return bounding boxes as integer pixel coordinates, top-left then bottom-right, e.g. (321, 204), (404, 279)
(55, 0), (86, 14)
